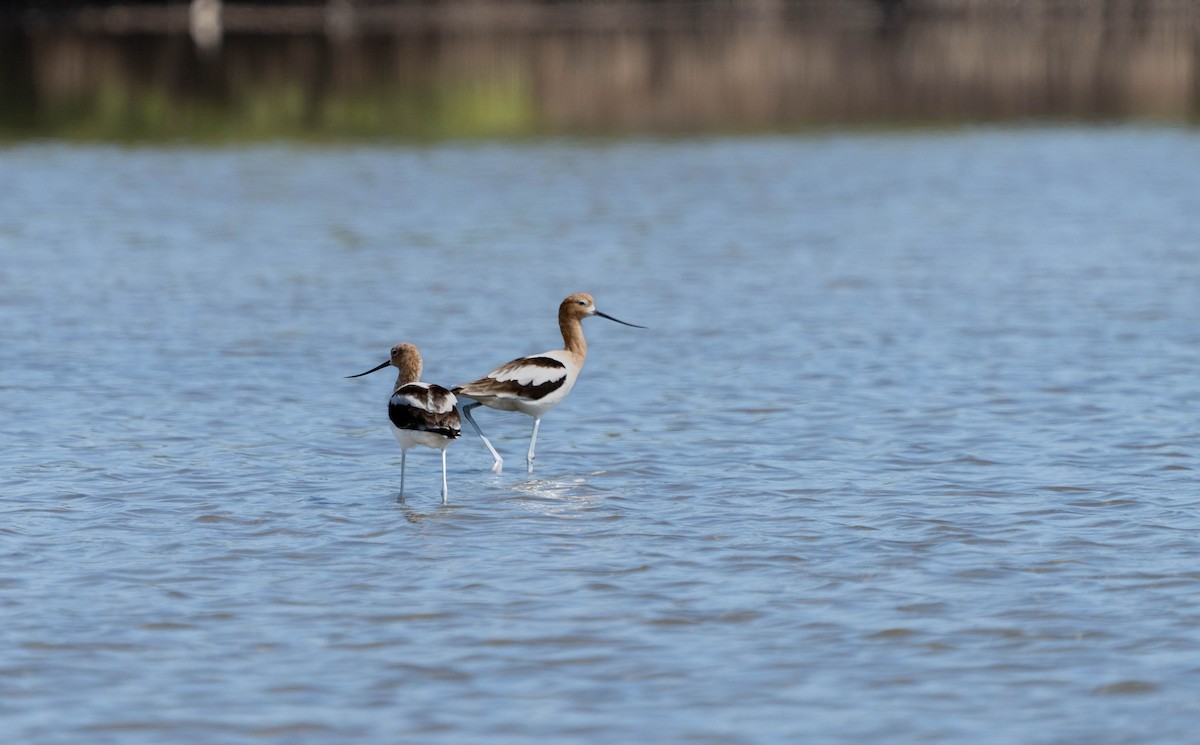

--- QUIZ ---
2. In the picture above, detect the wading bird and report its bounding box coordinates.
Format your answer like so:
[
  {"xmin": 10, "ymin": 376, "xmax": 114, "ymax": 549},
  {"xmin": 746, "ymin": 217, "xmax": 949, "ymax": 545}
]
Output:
[
  {"xmin": 348, "ymin": 343, "xmax": 461, "ymax": 502},
  {"xmin": 454, "ymin": 293, "xmax": 644, "ymax": 474}
]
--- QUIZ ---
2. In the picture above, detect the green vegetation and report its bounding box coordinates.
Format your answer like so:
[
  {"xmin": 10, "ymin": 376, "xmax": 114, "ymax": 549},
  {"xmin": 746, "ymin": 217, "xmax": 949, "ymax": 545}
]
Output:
[{"xmin": 1, "ymin": 74, "xmax": 538, "ymax": 143}]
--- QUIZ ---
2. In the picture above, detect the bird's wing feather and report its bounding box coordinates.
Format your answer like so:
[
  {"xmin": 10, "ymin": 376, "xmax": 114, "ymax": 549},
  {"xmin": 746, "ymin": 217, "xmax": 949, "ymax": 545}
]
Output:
[
  {"xmin": 389, "ymin": 383, "xmax": 461, "ymax": 437},
  {"xmin": 455, "ymin": 355, "xmax": 567, "ymax": 401}
]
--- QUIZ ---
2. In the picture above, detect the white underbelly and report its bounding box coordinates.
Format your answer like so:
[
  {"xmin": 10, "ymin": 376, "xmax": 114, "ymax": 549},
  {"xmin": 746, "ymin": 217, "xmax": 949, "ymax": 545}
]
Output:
[{"xmin": 391, "ymin": 424, "xmax": 453, "ymax": 451}]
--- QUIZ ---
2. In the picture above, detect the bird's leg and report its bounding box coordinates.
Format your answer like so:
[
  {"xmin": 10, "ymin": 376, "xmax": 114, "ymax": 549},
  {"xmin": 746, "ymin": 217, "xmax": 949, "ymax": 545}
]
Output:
[
  {"xmin": 400, "ymin": 449, "xmax": 407, "ymax": 498},
  {"xmin": 440, "ymin": 448, "xmax": 449, "ymax": 504},
  {"xmin": 461, "ymin": 402, "xmax": 504, "ymax": 474},
  {"xmin": 527, "ymin": 417, "xmax": 541, "ymax": 474}
]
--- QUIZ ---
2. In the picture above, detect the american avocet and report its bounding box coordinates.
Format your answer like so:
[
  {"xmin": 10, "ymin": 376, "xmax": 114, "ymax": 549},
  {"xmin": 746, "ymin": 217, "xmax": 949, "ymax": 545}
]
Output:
[
  {"xmin": 454, "ymin": 292, "xmax": 644, "ymax": 474},
  {"xmin": 347, "ymin": 343, "xmax": 461, "ymax": 502}
]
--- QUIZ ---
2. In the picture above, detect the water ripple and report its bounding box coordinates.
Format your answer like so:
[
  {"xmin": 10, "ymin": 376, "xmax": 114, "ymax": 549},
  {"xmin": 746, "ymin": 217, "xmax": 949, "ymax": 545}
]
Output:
[{"xmin": 3, "ymin": 130, "xmax": 1200, "ymax": 744}]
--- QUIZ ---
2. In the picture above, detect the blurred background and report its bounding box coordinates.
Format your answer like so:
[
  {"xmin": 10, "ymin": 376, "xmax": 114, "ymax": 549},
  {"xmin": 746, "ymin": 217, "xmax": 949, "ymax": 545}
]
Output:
[{"xmin": 3, "ymin": 0, "xmax": 1198, "ymax": 140}]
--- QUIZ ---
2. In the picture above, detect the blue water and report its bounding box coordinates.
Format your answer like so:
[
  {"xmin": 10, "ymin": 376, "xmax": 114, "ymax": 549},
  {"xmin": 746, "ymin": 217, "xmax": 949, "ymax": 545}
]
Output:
[{"xmin": 2, "ymin": 128, "xmax": 1199, "ymax": 744}]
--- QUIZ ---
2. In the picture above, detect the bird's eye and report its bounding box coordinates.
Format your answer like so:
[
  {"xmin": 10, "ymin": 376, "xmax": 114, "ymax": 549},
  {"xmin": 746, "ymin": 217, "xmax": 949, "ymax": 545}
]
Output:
[{"xmin": 577, "ymin": 300, "xmax": 587, "ymax": 306}]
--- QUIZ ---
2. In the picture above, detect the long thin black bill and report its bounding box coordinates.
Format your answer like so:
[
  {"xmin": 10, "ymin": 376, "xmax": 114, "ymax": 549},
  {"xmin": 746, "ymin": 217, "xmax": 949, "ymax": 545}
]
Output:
[
  {"xmin": 594, "ymin": 310, "xmax": 647, "ymax": 329},
  {"xmin": 346, "ymin": 360, "xmax": 391, "ymax": 378}
]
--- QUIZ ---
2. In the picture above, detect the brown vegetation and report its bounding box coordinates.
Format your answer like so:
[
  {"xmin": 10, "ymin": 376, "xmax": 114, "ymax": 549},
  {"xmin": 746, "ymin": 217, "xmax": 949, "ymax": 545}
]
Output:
[{"xmin": 3, "ymin": 1, "xmax": 1197, "ymax": 139}]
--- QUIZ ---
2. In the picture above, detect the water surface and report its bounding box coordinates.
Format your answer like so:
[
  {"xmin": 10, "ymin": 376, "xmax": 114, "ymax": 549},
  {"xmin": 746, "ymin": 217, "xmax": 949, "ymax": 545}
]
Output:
[{"xmin": 2, "ymin": 128, "xmax": 1199, "ymax": 743}]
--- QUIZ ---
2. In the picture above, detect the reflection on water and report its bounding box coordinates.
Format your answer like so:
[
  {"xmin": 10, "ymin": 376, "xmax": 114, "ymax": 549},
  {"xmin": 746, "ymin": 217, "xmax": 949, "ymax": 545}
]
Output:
[{"xmin": 3, "ymin": 1, "xmax": 1199, "ymax": 140}]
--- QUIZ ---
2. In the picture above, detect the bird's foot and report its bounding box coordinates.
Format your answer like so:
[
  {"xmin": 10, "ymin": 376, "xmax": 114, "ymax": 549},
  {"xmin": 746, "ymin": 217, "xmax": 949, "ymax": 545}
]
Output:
[{"xmin": 491, "ymin": 458, "xmax": 504, "ymax": 474}]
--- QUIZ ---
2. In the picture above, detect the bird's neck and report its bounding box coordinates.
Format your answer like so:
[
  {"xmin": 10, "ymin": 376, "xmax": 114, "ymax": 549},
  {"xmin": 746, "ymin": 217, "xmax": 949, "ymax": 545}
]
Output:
[
  {"xmin": 393, "ymin": 359, "xmax": 422, "ymax": 392},
  {"xmin": 559, "ymin": 312, "xmax": 588, "ymax": 364}
]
